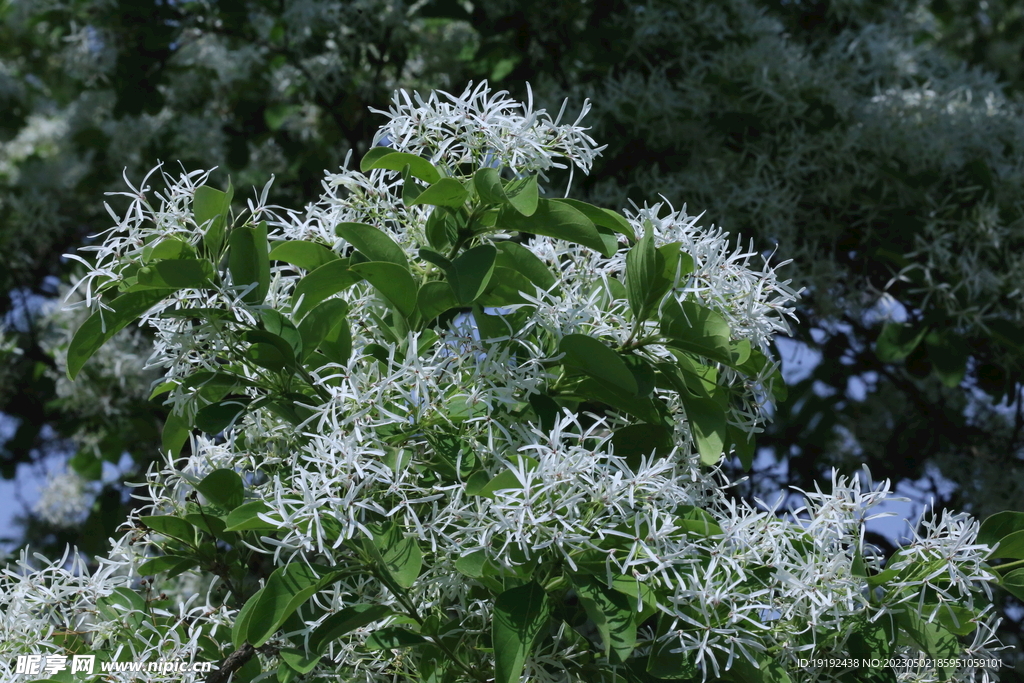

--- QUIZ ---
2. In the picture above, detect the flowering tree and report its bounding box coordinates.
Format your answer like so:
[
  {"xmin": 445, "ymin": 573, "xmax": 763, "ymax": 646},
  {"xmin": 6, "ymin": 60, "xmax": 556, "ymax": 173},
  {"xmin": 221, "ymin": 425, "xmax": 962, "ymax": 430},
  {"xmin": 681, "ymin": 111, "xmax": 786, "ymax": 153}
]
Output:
[{"xmin": 3, "ymin": 83, "xmax": 1023, "ymax": 683}]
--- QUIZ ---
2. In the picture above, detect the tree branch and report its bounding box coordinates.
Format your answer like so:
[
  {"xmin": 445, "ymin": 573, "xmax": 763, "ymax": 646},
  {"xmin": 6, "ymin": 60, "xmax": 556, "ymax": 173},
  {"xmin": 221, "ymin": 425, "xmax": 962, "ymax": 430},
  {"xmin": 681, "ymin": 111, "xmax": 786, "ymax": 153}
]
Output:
[{"xmin": 206, "ymin": 643, "xmax": 255, "ymax": 683}]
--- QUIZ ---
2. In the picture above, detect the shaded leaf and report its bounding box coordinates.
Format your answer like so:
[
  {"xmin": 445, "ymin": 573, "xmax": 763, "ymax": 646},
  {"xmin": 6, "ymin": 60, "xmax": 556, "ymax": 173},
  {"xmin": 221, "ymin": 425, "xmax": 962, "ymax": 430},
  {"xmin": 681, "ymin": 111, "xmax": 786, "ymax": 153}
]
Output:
[
  {"xmin": 493, "ymin": 582, "xmax": 551, "ymax": 683},
  {"xmin": 68, "ymin": 290, "xmax": 171, "ymax": 380},
  {"xmin": 291, "ymin": 260, "xmax": 362, "ymax": 319},
  {"xmin": 876, "ymin": 323, "xmax": 928, "ymax": 363},
  {"xmin": 410, "ymin": 177, "xmax": 469, "ymax": 208},
  {"xmin": 449, "ymin": 244, "xmax": 497, "ymax": 304},
  {"xmin": 197, "ymin": 468, "xmax": 245, "ymax": 510},
  {"xmin": 362, "ymin": 151, "xmax": 441, "ymax": 184},
  {"xmin": 269, "ymin": 240, "xmax": 339, "ymax": 271},
  {"xmin": 660, "ymin": 299, "xmax": 733, "ymax": 365},
  {"xmin": 418, "ymin": 280, "xmax": 460, "ymax": 321},
  {"xmin": 335, "ymin": 222, "xmax": 408, "ymax": 267},
  {"xmin": 560, "ymin": 334, "xmax": 638, "ymax": 394},
  {"xmin": 349, "ymin": 261, "xmax": 419, "ymax": 318},
  {"xmin": 497, "ymin": 199, "xmax": 609, "ymax": 255},
  {"xmin": 298, "ymin": 298, "xmax": 351, "ymax": 363},
  {"xmin": 310, "ymin": 604, "xmax": 396, "ymax": 654},
  {"xmin": 228, "ymin": 221, "xmax": 271, "ymax": 305}
]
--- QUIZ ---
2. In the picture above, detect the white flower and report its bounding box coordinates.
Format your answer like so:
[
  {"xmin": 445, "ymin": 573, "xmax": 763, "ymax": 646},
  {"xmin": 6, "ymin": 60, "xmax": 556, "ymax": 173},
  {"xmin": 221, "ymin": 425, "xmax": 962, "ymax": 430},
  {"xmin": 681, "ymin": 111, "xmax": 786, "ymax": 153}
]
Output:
[
  {"xmin": 372, "ymin": 81, "xmax": 606, "ymax": 183},
  {"xmin": 34, "ymin": 470, "xmax": 93, "ymax": 528}
]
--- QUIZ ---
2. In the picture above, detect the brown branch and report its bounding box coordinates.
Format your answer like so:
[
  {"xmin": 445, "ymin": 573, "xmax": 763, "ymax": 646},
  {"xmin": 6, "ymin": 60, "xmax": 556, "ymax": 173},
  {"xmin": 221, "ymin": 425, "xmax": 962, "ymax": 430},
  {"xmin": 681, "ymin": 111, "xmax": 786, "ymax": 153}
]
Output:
[{"xmin": 206, "ymin": 643, "xmax": 255, "ymax": 683}]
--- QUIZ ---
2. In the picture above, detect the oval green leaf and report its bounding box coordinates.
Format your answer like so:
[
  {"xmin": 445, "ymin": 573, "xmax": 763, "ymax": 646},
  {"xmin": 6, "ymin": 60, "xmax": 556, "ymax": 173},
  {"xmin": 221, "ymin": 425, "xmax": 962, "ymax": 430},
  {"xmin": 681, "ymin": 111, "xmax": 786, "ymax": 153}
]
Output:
[{"xmin": 560, "ymin": 334, "xmax": 638, "ymax": 395}]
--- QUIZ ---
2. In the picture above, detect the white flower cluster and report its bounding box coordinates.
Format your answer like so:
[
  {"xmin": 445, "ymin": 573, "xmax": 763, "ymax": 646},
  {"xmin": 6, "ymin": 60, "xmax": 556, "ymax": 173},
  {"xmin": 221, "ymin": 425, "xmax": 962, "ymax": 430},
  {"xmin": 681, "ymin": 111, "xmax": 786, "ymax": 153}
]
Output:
[
  {"xmin": 372, "ymin": 81, "xmax": 607, "ymax": 181},
  {"xmin": 0, "ymin": 540, "xmax": 228, "ymax": 683},
  {"xmin": 33, "ymin": 470, "xmax": 93, "ymax": 529},
  {"xmin": 6, "ymin": 83, "xmax": 1005, "ymax": 683},
  {"xmin": 64, "ymin": 166, "xmax": 217, "ymax": 312}
]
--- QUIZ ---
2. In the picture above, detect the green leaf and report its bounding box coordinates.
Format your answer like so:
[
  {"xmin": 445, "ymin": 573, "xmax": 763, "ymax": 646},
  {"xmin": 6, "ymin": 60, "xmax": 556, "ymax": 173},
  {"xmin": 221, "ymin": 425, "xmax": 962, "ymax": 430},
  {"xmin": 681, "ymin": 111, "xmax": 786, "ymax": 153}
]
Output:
[
  {"xmin": 132, "ymin": 259, "xmax": 214, "ymax": 290},
  {"xmin": 847, "ymin": 616, "xmax": 895, "ymax": 661},
  {"xmin": 247, "ymin": 564, "xmax": 335, "ymax": 647},
  {"xmin": 335, "ymin": 222, "xmax": 408, "ymax": 267},
  {"xmin": 362, "ymin": 151, "xmax": 441, "ymax": 184},
  {"xmin": 228, "ymin": 221, "xmax": 271, "ymax": 305},
  {"xmin": 624, "ymin": 354, "xmax": 656, "ymax": 396},
  {"xmin": 141, "ymin": 515, "xmax": 195, "ymax": 544},
  {"xmin": 137, "ymin": 555, "xmax": 191, "ymax": 576},
  {"xmin": 359, "ymin": 146, "xmax": 394, "ymax": 172},
  {"xmin": 309, "ymin": 604, "xmax": 395, "ymax": 654},
  {"xmin": 574, "ymin": 378, "xmax": 665, "ymax": 424},
  {"xmin": 876, "ymin": 323, "xmax": 928, "ymax": 363},
  {"xmin": 410, "ymin": 177, "xmax": 469, "ymax": 208},
  {"xmin": 660, "ymin": 242, "xmax": 694, "ymax": 282},
  {"xmin": 279, "ymin": 649, "xmax": 321, "ymax": 675},
  {"xmin": 729, "ymin": 656, "xmax": 795, "ymax": 683},
  {"xmin": 550, "ymin": 199, "xmax": 634, "ymax": 240},
  {"xmin": 425, "ymin": 206, "xmax": 458, "ymax": 250},
  {"xmin": 269, "ymin": 240, "xmax": 339, "ymax": 271},
  {"xmin": 646, "ymin": 615, "xmax": 698, "ymax": 680},
  {"xmin": 197, "ymin": 468, "xmax": 245, "ymax": 510},
  {"xmin": 573, "ymin": 575, "xmax": 636, "ymax": 663},
  {"xmin": 897, "ymin": 610, "xmax": 959, "ymax": 680},
  {"xmin": 186, "ymin": 512, "xmax": 235, "ymax": 543},
  {"xmin": 418, "ymin": 247, "xmax": 453, "ymax": 271},
  {"xmin": 471, "ymin": 456, "xmax": 538, "ymax": 499},
  {"xmin": 925, "ymin": 330, "xmax": 969, "ymax": 387},
  {"xmin": 246, "ymin": 352, "xmax": 292, "ymax": 382},
  {"xmin": 349, "ymin": 261, "xmax": 419, "ymax": 319},
  {"xmin": 679, "ymin": 392, "xmax": 727, "ymax": 465},
  {"xmin": 492, "ymin": 582, "xmax": 551, "ymax": 683},
  {"xmin": 417, "ymin": 280, "xmax": 460, "ymax": 321},
  {"xmin": 96, "ymin": 587, "xmax": 148, "ymax": 630},
  {"xmin": 179, "ymin": 371, "xmax": 258, "ymax": 392},
  {"xmin": 989, "ymin": 529, "xmax": 1024, "ymax": 559},
  {"xmin": 978, "ymin": 510, "xmax": 1024, "ymax": 547},
  {"xmin": 477, "ymin": 267, "xmax": 537, "ymax": 306},
  {"xmin": 291, "ymin": 260, "xmax": 362, "ymax": 319},
  {"xmin": 474, "ymin": 167, "xmax": 508, "ymax": 206},
  {"xmin": 626, "ymin": 223, "xmax": 661, "ymax": 322},
  {"xmin": 449, "ymin": 244, "xmax": 497, "ymax": 305},
  {"xmin": 497, "ymin": 199, "xmax": 609, "ymax": 255},
  {"xmin": 67, "ymin": 289, "xmax": 171, "ymax": 380},
  {"xmin": 454, "ymin": 550, "xmax": 488, "ymax": 578},
  {"xmin": 233, "ymin": 587, "xmax": 264, "ymax": 648},
  {"xmin": 69, "ymin": 451, "xmax": 103, "ymax": 480},
  {"xmin": 365, "ymin": 627, "xmax": 429, "ymax": 650},
  {"xmin": 676, "ymin": 516, "xmax": 724, "ymax": 537},
  {"xmin": 223, "ymin": 500, "xmax": 278, "ymax": 531},
  {"xmin": 298, "ymin": 298, "xmax": 351, "ymax": 363},
  {"xmin": 929, "ymin": 604, "xmax": 978, "ymax": 636},
  {"xmin": 464, "ymin": 470, "xmax": 492, "ymax": 497},
  {"xmin": 495, "ymin": 241, "xmax": 555, "ymax": 289},
  {"xmin": 728, "ymin": 423, "xmax": 756, "ymax": 470},
  {"xmin": 261, "ymin": 308, "xmax": 303, "ymax": 358},
  {"xmin": 504, "ymin": 175, "xmax": 539, "ymax": 216},
  {"xmin": 144, "ymin": 237, "xmax": 197, "ymax": 262},
  {"xmin": 194, "ymin": 182, "xmax": 233, "ymax": 256},
  {"xmin": 660, "ymin": 299, "xmax": 734, "ymax": 365},
  {"xmin": 560, "ymin": 334, "xmax": 638, "ymax": 394},
  {"xmin": 161, "ymin": 411, "xmax": 191, "ymax": 457},
  {"xmin": 401, "ymin": 164, "xmax": 424, "ymax": 205},
  {"xmin": 1001, "ymin": 568, "xmax": 1024, "ymax": 601},
  {"xmin": 195, "ymin": 398, "xmax": 249, "ymax": 434},
  {"xmin": 611, "ymin": 424, "xmax": 673, "ymax": 470},
  {"xmin": 367, "ymin": 523, "xmax": 422, "ymax": 589},
  {"xmin": 243, "ymin": 328, "xmax": 296, "ymax": 370}
]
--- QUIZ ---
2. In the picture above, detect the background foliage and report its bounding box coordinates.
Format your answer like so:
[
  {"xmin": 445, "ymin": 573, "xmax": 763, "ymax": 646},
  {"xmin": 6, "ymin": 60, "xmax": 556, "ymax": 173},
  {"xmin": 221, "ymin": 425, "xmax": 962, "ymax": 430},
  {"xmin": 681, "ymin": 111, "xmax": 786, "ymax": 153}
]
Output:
[{"xmin": 2, "ymin": 0, "xmax": 1024, "ymax": 674}]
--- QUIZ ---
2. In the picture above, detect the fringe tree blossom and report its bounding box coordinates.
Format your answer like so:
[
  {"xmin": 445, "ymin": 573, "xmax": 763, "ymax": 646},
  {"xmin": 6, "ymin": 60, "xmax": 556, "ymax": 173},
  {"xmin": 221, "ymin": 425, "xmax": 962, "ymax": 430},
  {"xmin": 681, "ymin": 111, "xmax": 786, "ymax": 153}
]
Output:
[{"xmin": 2, "ymin": 83, "xmax": 1015, "ymax": 683}]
